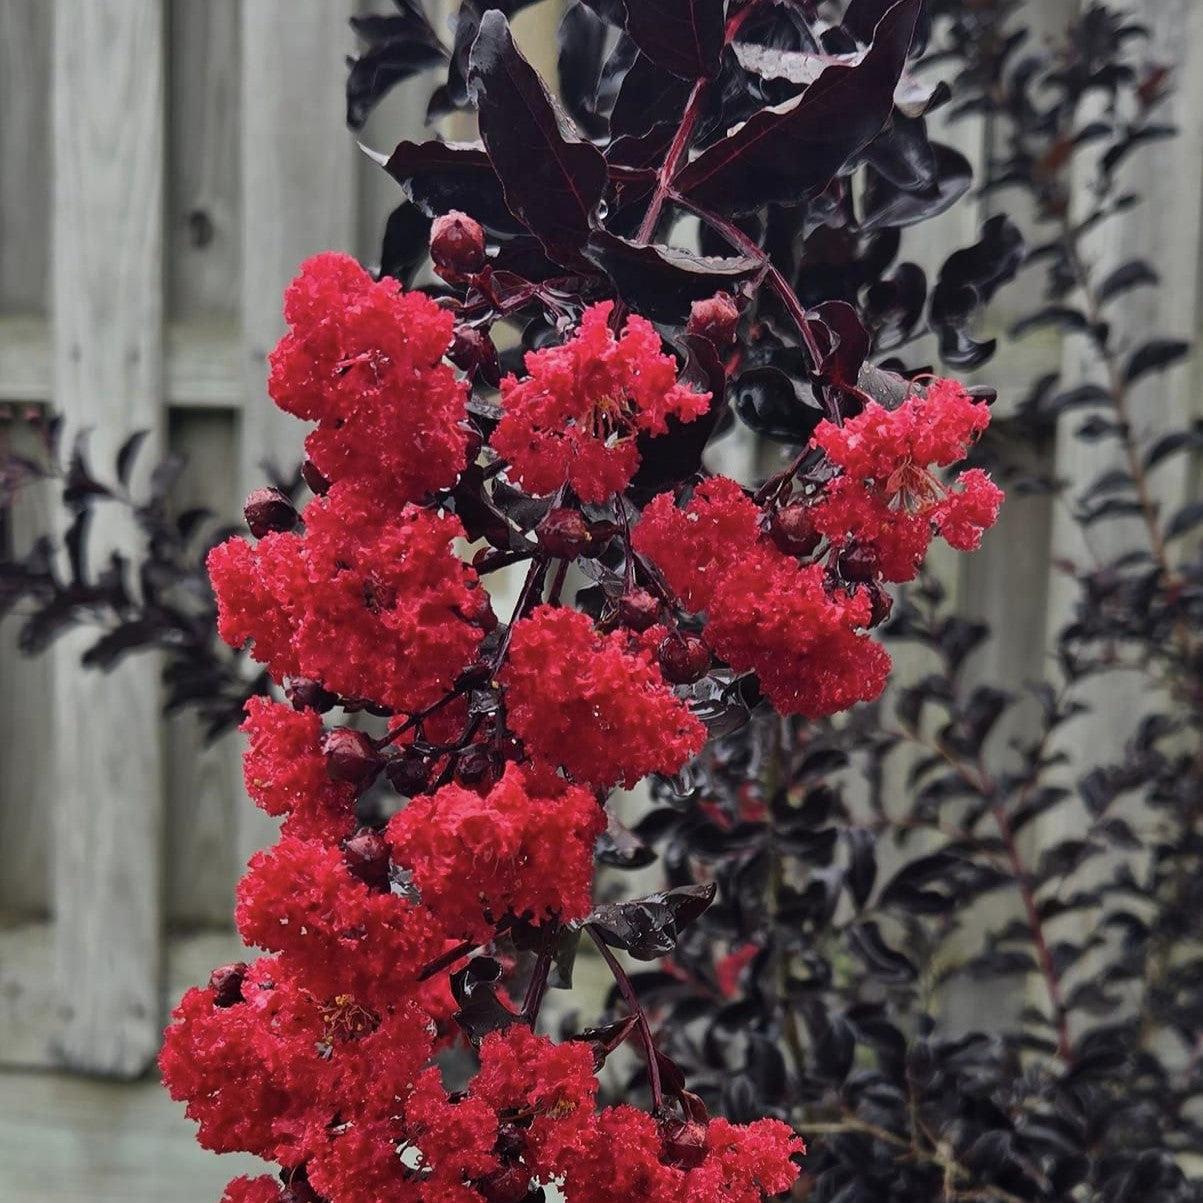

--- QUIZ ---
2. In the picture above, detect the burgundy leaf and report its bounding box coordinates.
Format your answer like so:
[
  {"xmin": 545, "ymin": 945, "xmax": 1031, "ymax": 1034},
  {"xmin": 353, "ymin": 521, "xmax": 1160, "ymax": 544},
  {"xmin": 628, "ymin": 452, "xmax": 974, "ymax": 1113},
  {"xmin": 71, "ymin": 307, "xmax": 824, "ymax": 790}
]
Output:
[
  {"xmin": 468, "ymin": 10, "xmax": 608, "ymax": 260},
  {"xmin": 380, "ymin": 139, "xmax": 522, "ymax": 234},
  {"xmin": 585, "ymin": 229, "xmax": 759, "ymax": 323},
  {"xmin": 674, "ymin": 0, "xmax": 922, "ymax": 215},
  {"xmin": 625, "ymin": 0, "xmax": 725, "ymax": 82}
]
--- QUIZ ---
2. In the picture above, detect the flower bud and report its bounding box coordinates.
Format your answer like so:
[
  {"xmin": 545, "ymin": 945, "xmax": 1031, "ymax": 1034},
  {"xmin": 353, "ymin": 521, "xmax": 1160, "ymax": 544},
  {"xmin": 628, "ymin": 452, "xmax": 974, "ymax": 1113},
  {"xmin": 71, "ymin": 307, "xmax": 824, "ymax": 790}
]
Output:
[
  {"xmin": 866, "ymin": 582, "xmax": 894, "ymax": 628},
  {"xmin": 837, "ymin": 543, "xmax": 881, "ymax": 583},
  {"xmin": 243, "ymin": 487, "xmax": 298, "ymax": 538},
  {"xmin": 658, "ymin": 634, "xmax": 710, "ymax": 685},
  {"xmin": 430, "ymin": 210, "xmax": 486, "ymax": 279},
  {"xmin": 285, "ymin": 676, "xmax": 337, "ymax": 714},
  {"xmin": 617, "ymin": 588, "xmax": 660, "ymax": 632},
  {"xmin": 660, "ymin": 1118, "xmax": 709, "ymax": 1169},
  {"xmin": 478, "ymin": 1166, "xmax": 533, "ymax": 1203},
  {"xmin": 536, "ymin": 507, "xmax": 593, "ymax": 559},
  {"xmin": 768, "ymin": 504, "xmax": 821, "ymax": 558},
  {"xmin": 208, "ymin": 961, "xmax": 248, "ymax": 1008},
  {"xmin": 448, "ymin": 326, "xmax": 501, "ymax": 386},
  {"xmin": 343, "ymin": 827, "xmax": 392, "ymax": 891},
  {"xmin": 455, "ymin": 744, "xmax": 498, "ymax": 789},
  {"xmin": 687, "ymin": 291, "xmax": 740, "ymax": 347},
  {"xmin": 386, "ymin": 749, "xmax": 434, "ymax": 798},
  {"xmin": 322, "ymin": 727, "xmax": 383, "ymax": 789},
  {"xmin": 301, "ymin": 458, "xmax": 330, "ymax": 497}
]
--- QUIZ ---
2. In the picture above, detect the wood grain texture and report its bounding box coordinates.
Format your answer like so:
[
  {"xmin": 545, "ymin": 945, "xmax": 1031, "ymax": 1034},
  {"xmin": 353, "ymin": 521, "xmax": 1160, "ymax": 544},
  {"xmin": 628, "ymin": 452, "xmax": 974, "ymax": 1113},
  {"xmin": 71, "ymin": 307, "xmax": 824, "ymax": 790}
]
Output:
[
  {"xmin": 0, "ymin": 0, "xmax": 52, "ymax": 312},
  {"xmin": 50, "ymin": 0, "xmax": 166, "ymax": 1077},
  {"xmin": 236, "ymin": 1, "xmax": 357, "ymax": 867},
  {"xmin": 0, "ymin": 423, "xmax": 55, "ymax": 920},
  {"xmin": 164, "ymin": 409, "xmax": 241, "ymax": 929},
  {"xmin": 168, "ymin": 0, "xmax": 241, "ymax": 321}
]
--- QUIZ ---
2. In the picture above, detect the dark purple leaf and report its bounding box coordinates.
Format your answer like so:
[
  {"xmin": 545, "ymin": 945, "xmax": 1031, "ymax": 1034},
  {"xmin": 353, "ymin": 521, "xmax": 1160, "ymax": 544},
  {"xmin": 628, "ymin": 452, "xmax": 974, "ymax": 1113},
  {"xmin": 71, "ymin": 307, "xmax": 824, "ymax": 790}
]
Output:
[
  {"xmin": 584, "ymin": 229, "xmax": 758, "ymax": 323},
  {"xmin": 380, "ymin": 139, "xmax": 521, "ymax": 234},
  {"xmin": 860, "ymin": 141, "xmax": 973, "ymax": 231},
  {"xmin": 1123, "ymin": 339, "xmax": 1190, "ymax": 386},
  {"xmin": 469, "ymin": 11, "xmax": 608, "ymax": 260},
  {"xmin": 625, "ymin": 0, "xmax": 725, "ymax": 81},
  {"xmin": 674, "ymin": 0, "xmax": 921, "ymax": 215}
]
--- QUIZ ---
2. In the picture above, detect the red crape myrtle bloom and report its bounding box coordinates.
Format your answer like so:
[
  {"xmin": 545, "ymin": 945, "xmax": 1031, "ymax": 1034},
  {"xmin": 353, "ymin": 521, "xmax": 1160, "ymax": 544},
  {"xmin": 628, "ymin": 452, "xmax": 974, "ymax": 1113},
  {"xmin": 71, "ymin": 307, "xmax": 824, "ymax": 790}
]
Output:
[
  {"xmin": 808, "ymin": 378, "xmax": 1004, "ymax": 581},
  {"xmin": 635, "ymin": 476, "xmax": 891, "ymax": 718},
  {"xmin": 208, "ymin": 490, "xmax": 493, "ymax": 713},
  {"xmin": 166, "ymin": 245, "xmax": 1001, "ymax": 1203},
  {"xmin": 500, "ymin": 604, "xmax": 706, "ymax": 788},
  {"xmin": 490, "ymin": 301, "xmax": 711, "ymax": 502},
  {"xmin": 268, "ymin": 251, "xmax": 469, "ymax": 511}
]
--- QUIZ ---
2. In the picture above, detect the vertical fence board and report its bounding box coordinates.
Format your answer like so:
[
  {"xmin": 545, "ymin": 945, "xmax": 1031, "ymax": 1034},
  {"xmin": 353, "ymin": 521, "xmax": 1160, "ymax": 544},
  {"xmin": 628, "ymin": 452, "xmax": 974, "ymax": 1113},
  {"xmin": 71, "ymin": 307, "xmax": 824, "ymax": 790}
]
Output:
[
  {"xmin": 0, "ymin": 0, "xmax": 51, "ymax": 313},
  {"xmin": 164, "ymin": 409, "xmax": 241, "ymax": 929},
  {"xmin": 237, "ymin": 2, "xmax": 356, "ymax": 868},
  {"xmin": 0, "ymin": 422, "xmax": 54, "ymax": 918},
  {"xmin": 50, "ymin": 0, "xmax": 166, "ymax": 1077},
  {"xmin": 167, "ymin": 0, "xmax": 241, "ymax": 322}
]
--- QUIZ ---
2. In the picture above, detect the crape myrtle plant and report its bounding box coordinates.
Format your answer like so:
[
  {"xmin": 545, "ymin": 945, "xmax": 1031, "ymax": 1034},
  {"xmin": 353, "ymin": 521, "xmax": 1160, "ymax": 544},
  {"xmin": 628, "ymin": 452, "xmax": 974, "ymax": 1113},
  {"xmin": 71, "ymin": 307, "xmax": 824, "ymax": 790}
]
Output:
[{"xmin": 0, "ymin": 1, "xmax": 1195, "ymax": 1202}]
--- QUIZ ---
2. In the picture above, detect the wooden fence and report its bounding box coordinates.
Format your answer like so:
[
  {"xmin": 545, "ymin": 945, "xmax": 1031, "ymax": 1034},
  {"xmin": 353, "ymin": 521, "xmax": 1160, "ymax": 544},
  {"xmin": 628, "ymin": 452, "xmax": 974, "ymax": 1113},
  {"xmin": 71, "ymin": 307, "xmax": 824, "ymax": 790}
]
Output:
[{"xmin": 0, "ymin": 0, "xmax": 1200, "ymax": 1080}]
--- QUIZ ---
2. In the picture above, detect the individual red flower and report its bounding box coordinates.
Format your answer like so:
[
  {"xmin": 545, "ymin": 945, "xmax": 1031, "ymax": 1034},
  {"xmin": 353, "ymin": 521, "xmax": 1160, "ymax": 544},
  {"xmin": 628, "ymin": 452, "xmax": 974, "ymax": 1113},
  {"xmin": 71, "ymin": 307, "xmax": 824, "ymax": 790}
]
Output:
[
  {"xmin": 808, "ymin": 379, "xmax": 1004, "ymax": 581},
  {"xmin": 500, "ymin": 605, "xmax": 706, "ymax": 789},
  {"xmin": 268, "ymin": 252, "xmax": 469, "ymax": 509},
  {"xmin": 387, "ymin": 762, "xmax": 603, "ymax": 940},
  {"xmin": 208, "ymin": 490, "xmax": 493, "ymax": 712},
  {"xmin": 491, "ymin": 301, "xmax": 710, "ymax": 503},
  {"xmin": 240, "ymin": 697, "xmax": 355, "ymax": 842},
  {"xmin": 234, "ymin": 834, "xmax": 447, "ymax": 1009},
  {"xmin": 219, "ymin": 1177, "xmax": 284, "ymax": 1203}
]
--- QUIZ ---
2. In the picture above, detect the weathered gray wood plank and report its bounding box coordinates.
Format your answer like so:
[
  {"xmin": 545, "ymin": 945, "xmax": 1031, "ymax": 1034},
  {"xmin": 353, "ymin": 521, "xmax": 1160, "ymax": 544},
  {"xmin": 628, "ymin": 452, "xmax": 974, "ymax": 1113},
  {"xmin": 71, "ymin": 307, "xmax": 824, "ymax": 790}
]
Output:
[
  {"xmin": 168, "ymin": 0, "xmax": 241, "ymax": 321},
  {"xmin": 50, "ymin": 0, "xmax": 167, "ymax": 1077},
  {"xmin": 237, "ymin": 2, "xmax": 357, "ymax": 867},
  {"xmin": 164, "ymin": 408, "xmax": 242, "ymax": 929},
  {"xmin": 0, "ymin": 422, "xmax": 55, "ymax": 921},
  {"xmin": 0, "ymin": 0, "xmax": 52, "ymax": 313}
]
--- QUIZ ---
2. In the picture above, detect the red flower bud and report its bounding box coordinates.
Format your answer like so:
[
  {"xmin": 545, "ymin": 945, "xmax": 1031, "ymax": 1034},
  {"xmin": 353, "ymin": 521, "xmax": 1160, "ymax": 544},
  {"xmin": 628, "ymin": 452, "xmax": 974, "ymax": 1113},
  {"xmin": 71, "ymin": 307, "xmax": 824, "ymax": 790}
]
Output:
[
  {"xmin": 455, "ymin": 744, "xmax": 498, "ymax": 789},
  {"xmin": 866, "ymin": 582, "xmax": 894, "ymax": 628},
  {"xmin": 208, "ymin": 961, "xmax": 248, "ymax": 1008},
  {"xmin": 658, "ymin": 634, "xmax": 710, "ymax": 684},
  {"xmin": 285, "ymin": 676, "xmax": 337, "ymax": 714},
  {"xmin": 448, "ymin": 326, "xmax": 501, "ymax": 386},
  {"xmin": 769, "ymin": 504, "xmax": 821, "ymax": 558},
  {"xmin": 478, "ymin": 1165, "xmax": 533, "ymax": 1203},
  {"xmin": 322, "ymin": 727, "xmax": 383, "ymax": 789},
  {"xmin": 837, "ymin": 542, "xmax": 881, "ymax": 583},
  {"xmin": 617, "ymin": 588, "xmax": 661, "ymax": 632},
  {"xmin": 687, "ymin": 291, "xmax": 740, "ymax": 346},
  {"xmin": 243, "ymin": 487, "xmax": 298, "ymax": 539},
  {"xmin": 430, "ymin": 210, "xmax": 486, "ymax": 279},
  {"xmin": 343, "ymin": 827, "xmax": 392, "ymax": 891},
  {"xmin": 300, "ymin": 458, "xmax": 330, "ymax": 497},
  {"xmin": 661, "ymin": 1118, "xmax": 709, "ymax": 1169},
  {"xmin": 385, "ymin": 749, "xmax": 434, "ymax": 798},
  {"xmin": 536, "ymin": 507, "xmax": 593, "ymax": 559}
]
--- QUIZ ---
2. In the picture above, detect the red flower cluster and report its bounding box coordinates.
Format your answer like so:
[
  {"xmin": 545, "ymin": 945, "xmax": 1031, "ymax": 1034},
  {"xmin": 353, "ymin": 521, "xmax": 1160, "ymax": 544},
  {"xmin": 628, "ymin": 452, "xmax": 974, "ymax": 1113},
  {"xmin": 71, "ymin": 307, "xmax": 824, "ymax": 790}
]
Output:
[
  {"xmin": 636, "ymin": 476, "xmax": 891, "ymax": 718},
  {"xmin": 809, "ymin": 379, "xmax": 1004, "ymax": 581},
  {"xmin": 168, "ymin": 254, "xmax": 1001, "ymax": 1203},
  {"xmin": 269, "ymin": 252, "xmax": 469, "ymax": 511},
  {"xmin": 635, "ymin": 381, "xmax": 1002, "ymax": 715},
  {"xmin": 209, "ymin": 490, "xmax": 493, "ymax": 713},
  {"xmin": 491, "ymin": 301, "xmax": 711, "ymax": 502},
  {"xmin": 501, "ymin": 605, "xmax": 706, "ymax": 789}
]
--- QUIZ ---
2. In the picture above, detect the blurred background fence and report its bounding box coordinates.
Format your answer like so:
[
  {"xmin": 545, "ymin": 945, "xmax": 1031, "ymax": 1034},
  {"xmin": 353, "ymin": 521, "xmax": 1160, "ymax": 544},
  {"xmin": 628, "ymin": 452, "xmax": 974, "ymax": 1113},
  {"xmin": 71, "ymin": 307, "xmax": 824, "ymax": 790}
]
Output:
[{"xmin": 0, "ymin": 0, "xmax": 1200, "ymax": 1193}]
